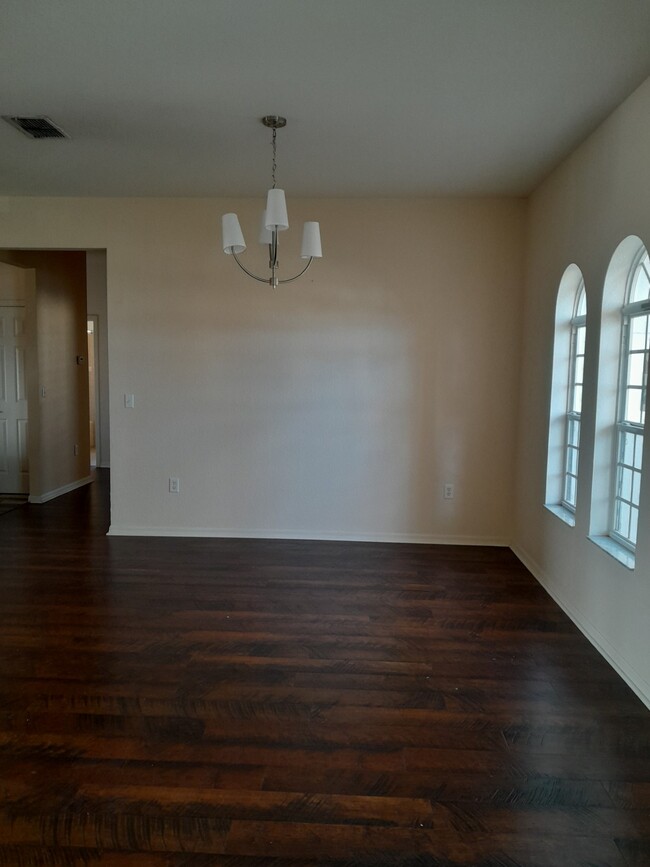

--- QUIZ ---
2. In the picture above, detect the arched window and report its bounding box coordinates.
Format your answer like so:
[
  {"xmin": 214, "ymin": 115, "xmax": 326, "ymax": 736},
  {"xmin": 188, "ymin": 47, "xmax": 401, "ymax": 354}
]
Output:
[
  {"xmin": 610, "ymin": 248, "xmax": 650, "ymax": 550},
  {"xmin": 591, "ymin": 237, "xmax": 648, "ymax": 567},
  {"xmin": 562, "ymin": 282, "xmax": 587, "ymax": 511},
  {"xmin": 546, "ymin": 266, "xmax": 586, "ymax": 524}
]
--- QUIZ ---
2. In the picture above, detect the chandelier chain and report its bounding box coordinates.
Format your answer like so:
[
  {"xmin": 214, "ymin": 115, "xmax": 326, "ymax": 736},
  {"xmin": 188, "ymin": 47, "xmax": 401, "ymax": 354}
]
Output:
[{"xmin": 271, "ymin": 127, "xmax": 277, "ymax": 189}]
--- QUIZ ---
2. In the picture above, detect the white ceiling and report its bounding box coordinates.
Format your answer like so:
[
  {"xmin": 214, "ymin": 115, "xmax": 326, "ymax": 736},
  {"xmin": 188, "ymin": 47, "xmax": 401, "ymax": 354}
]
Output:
[{"xmin": 2, "ymin": 0, "xmax": 650, "ymax": 198}]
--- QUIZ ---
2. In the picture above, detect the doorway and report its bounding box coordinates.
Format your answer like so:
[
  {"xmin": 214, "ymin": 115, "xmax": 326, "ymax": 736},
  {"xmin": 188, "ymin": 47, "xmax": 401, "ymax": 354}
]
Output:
[{"xmin": 0, "ymin": 249, "xmax": 109, "ymax": 503}]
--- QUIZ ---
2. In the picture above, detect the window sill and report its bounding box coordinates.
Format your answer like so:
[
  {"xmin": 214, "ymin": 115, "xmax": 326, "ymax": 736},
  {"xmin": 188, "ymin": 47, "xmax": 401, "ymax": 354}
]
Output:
[
  {"xmin": 544, "ymin": 503, "xmax": 576, "ymax": 527},
  {"xmin": 588, "ymin": 535, "xmax": 636, "ymax": 570}
]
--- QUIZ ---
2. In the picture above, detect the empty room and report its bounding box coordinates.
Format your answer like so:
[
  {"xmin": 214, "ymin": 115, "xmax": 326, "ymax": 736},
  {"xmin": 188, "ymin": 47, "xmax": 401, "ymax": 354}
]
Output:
[{"xmin": 0, "ymin": 2, "xmax": 649, "ymax": 865}]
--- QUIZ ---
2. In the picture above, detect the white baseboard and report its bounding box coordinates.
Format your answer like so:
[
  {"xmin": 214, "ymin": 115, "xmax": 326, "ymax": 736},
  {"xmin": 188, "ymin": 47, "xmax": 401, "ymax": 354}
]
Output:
[
  {"xmin": 29, "ymin": 475, "xmax": 93, "ymax": 504},
  {"xmin": 512, "ymin": 543, "xmax": 650, "ymax": 710},
  {"xmin": 107, "ymin": 524, "xmax": 508, "ymax": 546}
]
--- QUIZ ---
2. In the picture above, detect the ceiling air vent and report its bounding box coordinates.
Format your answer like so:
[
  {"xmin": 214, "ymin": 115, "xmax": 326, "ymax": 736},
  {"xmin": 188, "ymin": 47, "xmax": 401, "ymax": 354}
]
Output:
[{"xmin": 2, "ymin": 115, "xmax": 68, "ymax": 139}]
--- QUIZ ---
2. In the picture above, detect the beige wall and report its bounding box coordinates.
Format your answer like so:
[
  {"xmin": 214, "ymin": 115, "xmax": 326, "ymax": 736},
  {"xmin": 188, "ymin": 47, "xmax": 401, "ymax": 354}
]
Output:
[
  {"xmin": 0, "ymin": 250, "xmax": 90, "ymax": 499},
  {"xmin": 0, "ymin": 196, "xmax": 524, "ymax": 540},
  {"xmin": 514, "ymin": 77, "xmax": 650, "ymax": 706}
]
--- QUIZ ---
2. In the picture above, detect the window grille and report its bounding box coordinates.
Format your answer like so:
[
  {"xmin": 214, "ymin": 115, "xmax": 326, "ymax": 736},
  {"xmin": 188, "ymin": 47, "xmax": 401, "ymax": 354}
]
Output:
[{"xmin": 610, "ymin": 250, "xmax": 649, "ymax": 550}]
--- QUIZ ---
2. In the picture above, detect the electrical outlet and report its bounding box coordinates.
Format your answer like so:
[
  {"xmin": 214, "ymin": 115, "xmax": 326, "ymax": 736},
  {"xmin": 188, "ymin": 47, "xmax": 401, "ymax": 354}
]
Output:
[
  {"xmin": 124, "ymin": 393, "xmax": 135, "ymax": 409},
  {"xmin": 443, "ymin": 483, "xmax": 454, "ymax": 499},
  {"xmin": 169, "ymin": 477, "xmax": 180, "ymax": 494},
  {"xmin": 74, "ymin": 444, "xmax": 79, "ymax": 456}
]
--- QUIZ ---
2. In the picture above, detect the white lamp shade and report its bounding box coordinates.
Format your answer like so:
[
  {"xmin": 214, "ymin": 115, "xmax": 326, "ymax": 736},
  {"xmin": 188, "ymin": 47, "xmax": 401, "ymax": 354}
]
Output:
[
  {"xmin": 301, "ymin": 221, "xmax": 322, "ymax": 258},
  {"xmin": 265, "ymin": 189, "xmax": 289, "ymax": 232},
  {"xmin": 258, "ymin": 210, "xmax": 273, "ymax": 244},
  {"xmin": 222, "ymin": 213, "xmax": 246, "ymax": 254}
]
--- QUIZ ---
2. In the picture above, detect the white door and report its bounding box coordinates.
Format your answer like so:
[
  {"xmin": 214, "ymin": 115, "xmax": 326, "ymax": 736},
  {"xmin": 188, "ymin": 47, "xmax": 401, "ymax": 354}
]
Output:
[{"xmin": 0, "ymin": 306, "xmax": 29, "ymax": 493}]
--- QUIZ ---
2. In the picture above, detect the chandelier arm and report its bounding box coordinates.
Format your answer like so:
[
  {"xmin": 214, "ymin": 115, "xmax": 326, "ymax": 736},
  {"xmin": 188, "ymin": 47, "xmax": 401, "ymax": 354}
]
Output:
[
  {"xmin": 231, "ymin": 251, "xmax": 273, "ymax": 285},
  {"xmin": 278, "ymin": 258, "xmax": 314, "ymax": 284}
]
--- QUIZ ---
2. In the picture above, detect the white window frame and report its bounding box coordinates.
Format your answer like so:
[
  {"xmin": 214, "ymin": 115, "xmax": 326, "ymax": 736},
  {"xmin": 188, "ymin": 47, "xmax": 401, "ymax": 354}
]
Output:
[
  {"xmin": 609, "ymin": 250, "xmax": 650, "ymax": 551},
  {"xmin": 561, "ymin": 283, "xmax": 586, "ymax": 512},
  {"xmin": 545, "ymin": 265, "xmax": 587, "ymax": 526}
]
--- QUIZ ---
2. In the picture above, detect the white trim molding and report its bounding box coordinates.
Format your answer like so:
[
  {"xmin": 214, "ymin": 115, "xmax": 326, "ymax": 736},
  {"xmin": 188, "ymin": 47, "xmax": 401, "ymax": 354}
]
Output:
[
  {"xmin": 107, "ymin": 525, "xmax": 508, "ymax": 547},
  {"xmin": 29, "ymin": 475, "xmax": 93, "ymax": 504}
]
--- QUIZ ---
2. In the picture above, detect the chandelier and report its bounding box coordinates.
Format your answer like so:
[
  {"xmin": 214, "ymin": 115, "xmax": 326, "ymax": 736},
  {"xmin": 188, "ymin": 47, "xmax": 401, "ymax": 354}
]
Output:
[{"xmin": 221, "ymin": 116, "xmax": 322, "ymax": 288}]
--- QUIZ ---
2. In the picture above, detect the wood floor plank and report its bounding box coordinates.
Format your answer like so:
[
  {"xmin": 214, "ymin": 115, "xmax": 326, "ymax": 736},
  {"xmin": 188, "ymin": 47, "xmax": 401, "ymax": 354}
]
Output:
[
  {"xmin": 224, "ymin": 819, "xmax": 627, "ymax": 866},
  {"xmin": 261, "ymin": 766, "xmax": 617, "ymax": 805},
  {"xmin": 0, "ymin": 470, "xmax": 648, "ymax": 866}
]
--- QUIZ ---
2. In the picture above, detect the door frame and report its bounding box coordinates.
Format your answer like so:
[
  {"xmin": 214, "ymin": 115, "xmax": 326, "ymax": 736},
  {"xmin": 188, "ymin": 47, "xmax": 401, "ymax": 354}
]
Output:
[{"xmin": 87, "ymin": 314, "xmax": 101, "ymax": 467}]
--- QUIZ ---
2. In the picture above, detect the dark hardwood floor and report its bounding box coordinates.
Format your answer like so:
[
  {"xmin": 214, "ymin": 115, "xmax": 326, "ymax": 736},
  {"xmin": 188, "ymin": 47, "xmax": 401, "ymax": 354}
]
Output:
[{"xmin": 0, "ymin": 471, "xmax": 648, "ymax": 866}]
